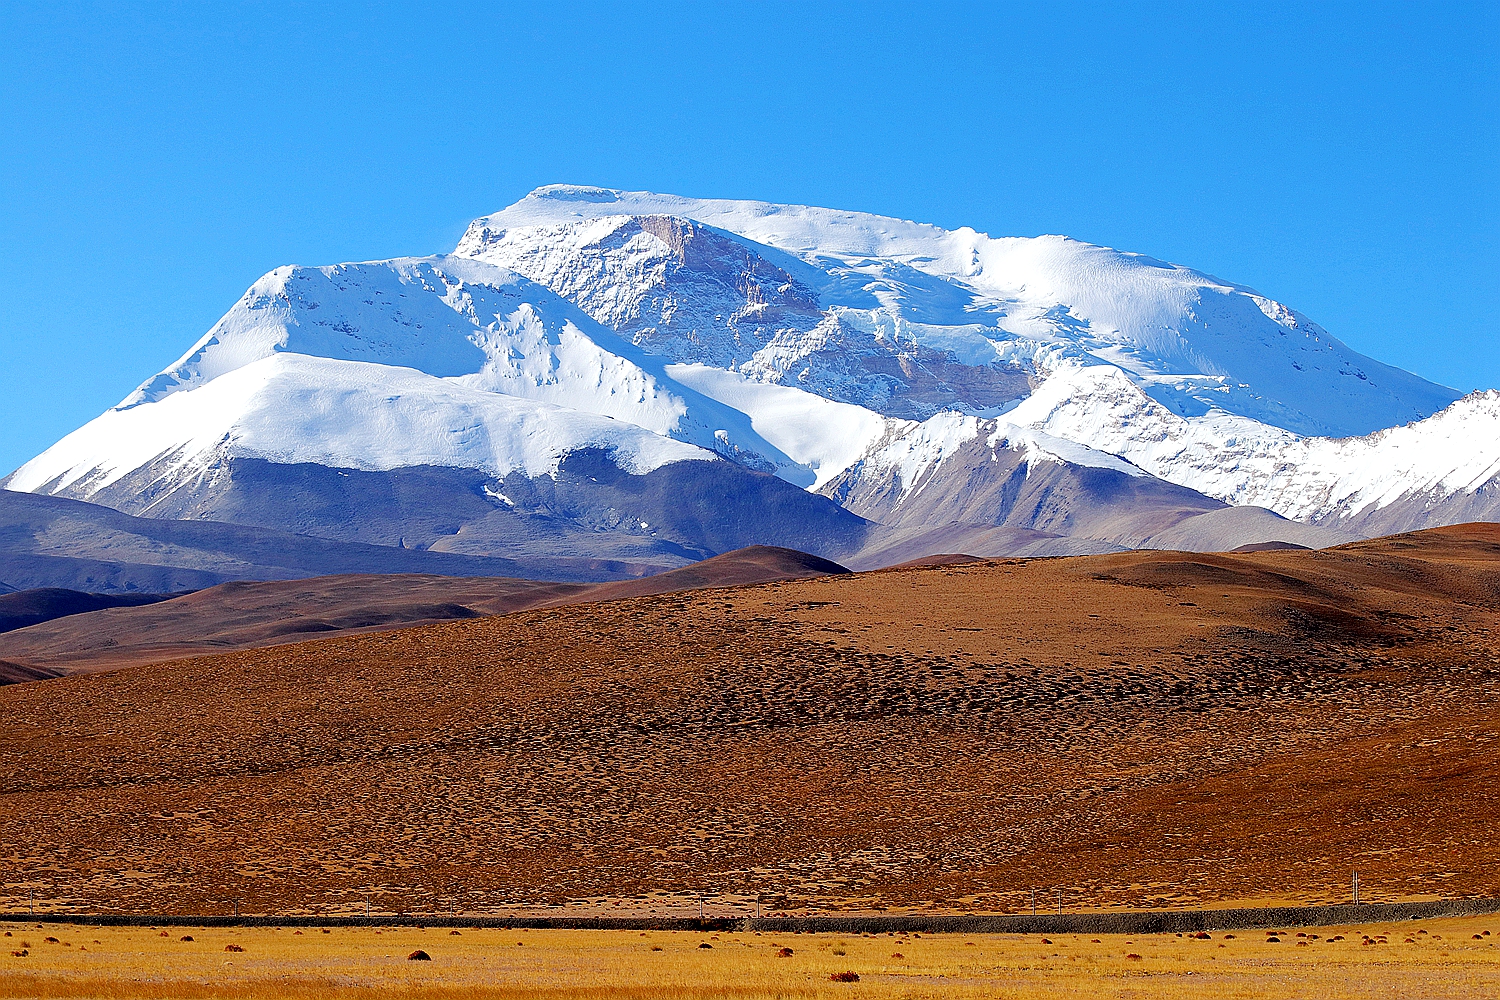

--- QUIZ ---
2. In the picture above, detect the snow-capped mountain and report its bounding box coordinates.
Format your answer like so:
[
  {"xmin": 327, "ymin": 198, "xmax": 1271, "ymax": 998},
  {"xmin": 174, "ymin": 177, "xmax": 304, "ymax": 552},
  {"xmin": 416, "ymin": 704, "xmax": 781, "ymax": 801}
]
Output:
[
  {"xmin": 5, "ymin": 185, "xmax": 1494, "ymax": 576},
  {"xmin": 458, "ymin": 186, "xmax": 1458, "ymax": 437}
]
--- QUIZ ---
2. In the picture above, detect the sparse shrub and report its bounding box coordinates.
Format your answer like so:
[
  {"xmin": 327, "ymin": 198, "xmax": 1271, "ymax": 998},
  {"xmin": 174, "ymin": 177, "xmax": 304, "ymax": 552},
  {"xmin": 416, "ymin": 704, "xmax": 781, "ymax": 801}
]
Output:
[
  {"xmin": 775, "ymin": 947, "xmax": 793, "ymax": 957},
  {"xmin": 829, "ymin": 971, "xmax": 860, "ymax": 982},
  {"xmin": 450, "ymin": 930, "xmax": 461, "ymax": 935},
  {"xmin": 1267, "ymin": 936, "xmax": 1281, "ymax": 943},
  {"xmin": 650, "ymin": 946, "xmax": 662, "ymax": 952},
  {"xmin": 44, "ymin": 937, "xmax": 58, "ymax": 944},
  {"xmin": 890, "ymin": 952, "xmax": 904, "ymax": 958},
  {"xmin": 224, "ymin": 944, "xmax": 244, "ymax": 953},
  {"xmin": 1125, "ymin": 953, "xmax": 1142, "ymax": 960},
  {"xmin": 832, "ymin": 947, "xmax": 846, "ymax": 956},
  {"xmin": 698, "ymin": 942, "xmax": 713, "ymax": 949},
  {"xmin": 407, "ymin": 949, "xmax": 431, "ymax": 961},
  {"xmin": 180, "ymin": 936, "xmax": 194, "ymax": 942}
]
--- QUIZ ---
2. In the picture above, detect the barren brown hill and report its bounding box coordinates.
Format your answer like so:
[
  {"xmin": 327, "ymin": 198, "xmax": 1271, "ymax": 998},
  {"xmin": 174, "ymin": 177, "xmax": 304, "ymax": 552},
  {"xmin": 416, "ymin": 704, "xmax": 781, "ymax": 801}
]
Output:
[
  {"xmin": 0, "ymin": 588, "xmax": 180, "ymax": 635},
  {"xmin": 0, "ymin": 545, "xmax": 846, "ymax": 676},
  {"xmin": 1, "ymin": 526, "xmax": 1498, "ymax": 917}
]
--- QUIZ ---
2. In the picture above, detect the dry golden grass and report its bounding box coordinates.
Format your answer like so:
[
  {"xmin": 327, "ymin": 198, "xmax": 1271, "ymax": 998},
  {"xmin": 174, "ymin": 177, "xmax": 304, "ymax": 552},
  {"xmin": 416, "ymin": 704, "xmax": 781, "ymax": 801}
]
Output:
[{"xmin": 1, "ymin": 915, "xmax": 1497, "ymax": 999}]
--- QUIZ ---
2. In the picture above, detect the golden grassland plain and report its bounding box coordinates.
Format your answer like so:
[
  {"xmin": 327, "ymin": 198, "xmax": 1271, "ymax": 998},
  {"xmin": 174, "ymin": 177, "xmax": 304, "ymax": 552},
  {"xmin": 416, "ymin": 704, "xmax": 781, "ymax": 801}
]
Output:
[{"xmin": 1, "ymin": 916, "xmax": 1498, "ymax": 999}]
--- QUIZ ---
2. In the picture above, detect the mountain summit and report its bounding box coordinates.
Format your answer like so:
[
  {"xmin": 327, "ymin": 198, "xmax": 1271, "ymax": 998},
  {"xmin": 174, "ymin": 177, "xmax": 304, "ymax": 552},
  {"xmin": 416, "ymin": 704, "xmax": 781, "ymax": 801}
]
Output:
[{"xmin": 7, "ymin": 186, "xmax": 1495, "ymax": 576}]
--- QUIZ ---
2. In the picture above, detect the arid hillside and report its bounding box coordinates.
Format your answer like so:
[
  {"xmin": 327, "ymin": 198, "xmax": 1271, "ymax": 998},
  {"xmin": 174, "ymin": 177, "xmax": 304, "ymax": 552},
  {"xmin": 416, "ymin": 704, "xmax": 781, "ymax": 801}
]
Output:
[
  {"xmin": 1, "ymin": 526, "xmax": 1497, "ymax": 916},
  {"xmin": 0, "ymin": 546, "xmax": 847, "ymax": 676}
]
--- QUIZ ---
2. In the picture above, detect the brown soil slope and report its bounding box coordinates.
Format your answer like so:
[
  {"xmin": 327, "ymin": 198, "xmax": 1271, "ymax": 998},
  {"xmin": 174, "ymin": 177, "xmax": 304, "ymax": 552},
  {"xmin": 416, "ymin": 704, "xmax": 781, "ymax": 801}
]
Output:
[
  {"xmin": 0, "ymin": 545, "xmax": 844, "ymax": 675},
  {"xmin": 0, "ymin": 588, "xmax": 178, "ymax": 635},
  {"xmin": 1, "ymin": 526, "xmax": 1497, "ymax": 916}
]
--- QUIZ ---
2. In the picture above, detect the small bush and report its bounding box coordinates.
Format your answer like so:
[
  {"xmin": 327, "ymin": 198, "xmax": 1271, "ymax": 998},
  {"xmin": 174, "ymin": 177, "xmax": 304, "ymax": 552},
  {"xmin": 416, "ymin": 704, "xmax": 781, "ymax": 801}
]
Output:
[
  {"xmin": 407, "ymin": 950, "xmax": 431, "ymax": 961},
  {"xmin": 775, "ymin": 947, "xmax": 794, "ymax": 957},
  {"xmin": 1125, "ymin": 953, "xmax": 1143, "ymax": 960},
  {"xmin": 224, "ymin": 944, "xmax": 244, "ymax": 953},
  {"xmin": 698, "ymin": 942, "xmax": 713, "ymax": 949},
  {"xmin": 829, "ymin": 971, "xmax": 860, "ymax": 982},
  {"xmin": 180, "ymin": 936, "xmax": 194, "ymax": 942}
]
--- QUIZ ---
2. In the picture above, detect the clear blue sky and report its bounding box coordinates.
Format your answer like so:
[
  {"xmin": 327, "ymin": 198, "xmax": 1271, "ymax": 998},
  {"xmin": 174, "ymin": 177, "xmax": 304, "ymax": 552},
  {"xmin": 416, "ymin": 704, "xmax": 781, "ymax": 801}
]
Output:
[{"xmin": 2, "ymin": 2, "xmax": 1496, "ymax": 475}]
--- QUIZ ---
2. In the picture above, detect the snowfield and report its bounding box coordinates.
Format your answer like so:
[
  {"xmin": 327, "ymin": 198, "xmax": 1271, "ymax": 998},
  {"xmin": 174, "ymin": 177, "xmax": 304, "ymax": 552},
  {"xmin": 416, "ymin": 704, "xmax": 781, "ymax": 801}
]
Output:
[{"xmin": 8, "ymin": 353, "xmax": 714, "ymax": 500}]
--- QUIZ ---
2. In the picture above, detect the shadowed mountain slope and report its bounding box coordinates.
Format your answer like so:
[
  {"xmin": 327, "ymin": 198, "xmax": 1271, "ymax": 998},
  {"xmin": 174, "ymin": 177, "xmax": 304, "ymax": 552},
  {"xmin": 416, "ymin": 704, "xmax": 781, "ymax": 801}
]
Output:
[{"xmin": 0, "ymin": 488, "xmax": 727, "ymax": 594}]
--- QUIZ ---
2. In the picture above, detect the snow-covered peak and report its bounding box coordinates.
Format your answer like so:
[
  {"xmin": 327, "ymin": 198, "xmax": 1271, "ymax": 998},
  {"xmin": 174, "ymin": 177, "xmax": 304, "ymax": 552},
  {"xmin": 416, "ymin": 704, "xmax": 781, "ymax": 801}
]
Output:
[
  {"xmin": 8, "ymin": 184, "xmax": 1493, "ymax": 560},
  {"xmin": 459, "ymin": 186, "xmax": 1459, "ymax": 437}
]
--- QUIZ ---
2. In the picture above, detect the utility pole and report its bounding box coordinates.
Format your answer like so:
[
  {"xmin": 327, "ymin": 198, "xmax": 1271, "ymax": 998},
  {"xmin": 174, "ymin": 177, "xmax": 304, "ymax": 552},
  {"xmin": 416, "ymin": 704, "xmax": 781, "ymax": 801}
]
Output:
[
  {"xmin": 1353, "ymin": 871, "xmax": 1360, "ymax": 905},
  {"xmin": 698, "ymin": 897, "xmax": 704, "ymax": 920}
]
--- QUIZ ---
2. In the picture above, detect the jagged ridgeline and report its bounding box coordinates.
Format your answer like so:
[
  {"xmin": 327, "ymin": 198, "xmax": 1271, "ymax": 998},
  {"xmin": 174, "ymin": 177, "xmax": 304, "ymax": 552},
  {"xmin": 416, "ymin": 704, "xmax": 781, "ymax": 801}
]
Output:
[{"xmin": 6, "ymin": 185, "xmax": 1496, "ymax": 583}]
